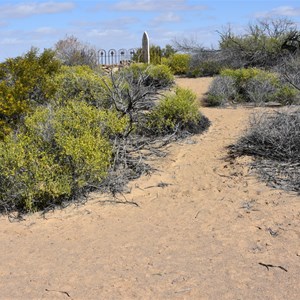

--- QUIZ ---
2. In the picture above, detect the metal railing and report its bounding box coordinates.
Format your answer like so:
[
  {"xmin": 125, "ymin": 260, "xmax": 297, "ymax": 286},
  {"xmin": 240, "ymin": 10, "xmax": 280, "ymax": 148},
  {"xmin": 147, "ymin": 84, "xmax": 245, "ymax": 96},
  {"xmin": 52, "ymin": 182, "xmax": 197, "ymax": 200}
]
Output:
[{"xmin": 97, "ymin": 48, "xmax": 137, "ymax": 65}]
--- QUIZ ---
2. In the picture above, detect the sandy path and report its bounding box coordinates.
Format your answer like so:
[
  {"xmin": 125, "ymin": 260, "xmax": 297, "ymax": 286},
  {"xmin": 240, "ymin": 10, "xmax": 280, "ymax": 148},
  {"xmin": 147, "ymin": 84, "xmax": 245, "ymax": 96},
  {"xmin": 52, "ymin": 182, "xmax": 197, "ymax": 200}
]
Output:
[{"xmin": 0, "ymin": 77, "xmax": 299, "ymax": 299}]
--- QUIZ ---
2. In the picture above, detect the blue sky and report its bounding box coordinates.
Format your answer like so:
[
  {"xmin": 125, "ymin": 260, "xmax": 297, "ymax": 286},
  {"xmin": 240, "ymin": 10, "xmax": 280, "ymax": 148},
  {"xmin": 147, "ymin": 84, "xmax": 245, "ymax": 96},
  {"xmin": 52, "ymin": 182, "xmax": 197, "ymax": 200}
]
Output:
[{"xmin": 1, "ymin": 0, "xmax": 300, "ymax": 62}]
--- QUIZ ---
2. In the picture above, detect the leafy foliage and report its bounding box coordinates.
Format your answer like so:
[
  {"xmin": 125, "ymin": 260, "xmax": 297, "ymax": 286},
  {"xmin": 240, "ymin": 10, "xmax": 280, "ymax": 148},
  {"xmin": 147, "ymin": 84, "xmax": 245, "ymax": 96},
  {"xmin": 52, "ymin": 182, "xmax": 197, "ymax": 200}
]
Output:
[
  {"xmin": 50, "ymin": 65, "xmax": 109, "ymax": 108},
  {"xmin": 147, "ymin": 87, "xmax": 202, "ymax": 134},
  {"xmin": 218, "ymin": 18, "xmax": 300, "ymax": 68},
  {"xmin": 0, "ymin": 102, "xmax": 129, "ymax": 212},
  {"xmin": 162, "ymin": 53, "xmax": 191, "ymax": 75},
  {"xmin": 188, "ymin": 60, "xmax": 223, "ymax": 77},
  {"xmin": 0, "ymin": 48, "xmax": 61, "ymax": 138},
  {"xmin": 120, "ymin": 63, "xmax": 174, "ymax": 89},
  {"xmin": 206, "ymin": 68, "xmax": 299, "ymax": 105},
  {"xmin": 132, "ymin": 44, "xmax": 177, "ymax": 64},
  {"xmin": 173, "ymin": 18, "xmax": 300, "ymax": 73},
  {"xmin": 0, "ymin": 50, "xmax": 210, "ymax": 214}
]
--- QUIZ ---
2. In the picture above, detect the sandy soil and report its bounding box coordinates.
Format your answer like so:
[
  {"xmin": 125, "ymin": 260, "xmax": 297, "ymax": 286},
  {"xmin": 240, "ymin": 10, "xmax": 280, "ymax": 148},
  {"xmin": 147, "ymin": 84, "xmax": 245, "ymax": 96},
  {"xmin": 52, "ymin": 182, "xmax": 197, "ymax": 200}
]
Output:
[{"xmin": 0, "ymin": 77, "xmax": 299, "ymax": 300}]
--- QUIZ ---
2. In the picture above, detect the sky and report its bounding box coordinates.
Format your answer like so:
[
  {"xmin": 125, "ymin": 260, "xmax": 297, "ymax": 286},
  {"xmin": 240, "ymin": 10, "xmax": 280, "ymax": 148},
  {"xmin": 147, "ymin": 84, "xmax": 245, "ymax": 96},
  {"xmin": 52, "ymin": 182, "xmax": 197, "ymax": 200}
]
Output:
[{"xmin": 1, "ymin": 0, "xmax": 300, "ymax": 62}]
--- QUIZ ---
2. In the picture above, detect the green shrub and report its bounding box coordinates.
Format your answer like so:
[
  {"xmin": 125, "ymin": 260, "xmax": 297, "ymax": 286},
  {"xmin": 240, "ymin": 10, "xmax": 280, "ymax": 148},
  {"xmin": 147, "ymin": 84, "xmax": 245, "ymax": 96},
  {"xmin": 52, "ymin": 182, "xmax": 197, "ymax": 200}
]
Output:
[
  {"xmin": 272, "ymin": 85, "xmax": 298, "ymax": 105},
  {"xmin": 50, "ymin": 65, "xmax": 110, "ymax": 108},
  {"xmin": 147, "ymin": 87, "xmax": 201, "ymax": 134},
  {"xmin": 220, "ymin": 68, "xmax": 265, "ymax": 85},
  {"xmin": 189, "ymin": 60, "xmax": 222, "ymax": 77},
  {"xmin": 163, "ymin": 54, "xmax": 191, "ymax": 75},
  {"xmin": 0, "ymin": 48, "xmax": 61, "ymax": 138},
  {"xmin": 120, "ymin": 63, "xmax": 174, "ymax": 89},
  {"xmin": 207, "ymin": 67, "xmax": 299, "ymax": 105},
  {"xmin": 0, "ymin": 102, "xmax": 129, "ymax": 212},
  {"xmin": 146, "ymin": 64, "xmax": 174, "ymax": 88},
  {"xmin": 132, "ymin": 45, "xmax": 163, "ymax": 64}
]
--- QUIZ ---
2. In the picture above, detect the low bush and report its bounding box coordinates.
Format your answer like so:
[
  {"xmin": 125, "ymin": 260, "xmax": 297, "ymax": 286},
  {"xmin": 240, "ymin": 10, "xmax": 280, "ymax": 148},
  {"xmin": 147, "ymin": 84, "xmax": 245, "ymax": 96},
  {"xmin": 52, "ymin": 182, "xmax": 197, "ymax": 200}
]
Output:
[
  {"xmin": 147, "ymin": 87, "xmax": 206, "ymax": 135},
  {"xmin": 51, "ymin": 65, "xmax": 110, "ymax": 108},
  {"xmin": 228, "ymin": 108, "xmax": 300, "ymax": 193},
  {"xmin": 220, "ymin": 68, "xmax": 264, "ymax": 85},
  {"xmin": 146, "ymin": 64, "xmax": 174, "ymax": 88},
  {"xmin": 276, "ymin": 55, "xmax": 300, "ymax": 91},
  {"xmin": 120, "ymin": 63, "xmax": 174, "ymax": 89},
  {"xmin": 205, "ymin": 76, "xmax": 237, "ymax": 106},
  {"xmin": 162, "ymin": 53, "xmax": 191, "ymax": 75},
  {"xmin": 206, "ymin": 67, "xmax": 299, "ymax": 106},
  {"xmin": 188, "ymin": 60, "xmax": 223, "ymax": 77},
  {"xmin": 0, "ymin": 102, "xmax": 129, "ymax": 212}
]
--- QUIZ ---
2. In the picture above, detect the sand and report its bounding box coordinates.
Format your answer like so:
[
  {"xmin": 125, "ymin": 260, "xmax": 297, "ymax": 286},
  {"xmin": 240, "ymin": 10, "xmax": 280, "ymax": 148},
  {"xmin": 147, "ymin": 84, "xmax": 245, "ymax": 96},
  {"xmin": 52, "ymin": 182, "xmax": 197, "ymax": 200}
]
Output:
[{"xmin": 0, "ymin": 77, "xmax": 299, "ymax": 299}]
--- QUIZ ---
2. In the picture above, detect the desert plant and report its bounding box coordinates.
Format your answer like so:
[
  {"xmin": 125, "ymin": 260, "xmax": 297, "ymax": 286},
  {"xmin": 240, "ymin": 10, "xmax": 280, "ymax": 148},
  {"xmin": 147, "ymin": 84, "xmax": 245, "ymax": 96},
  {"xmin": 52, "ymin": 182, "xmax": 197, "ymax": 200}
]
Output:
[
  {"xmin": 189, "ymin": 60, "xmax": 223, "ymax": 77},
  {"xmin": 163, "ymin": 53, "xmax": 191, "ymax": 75},
  {"xmin": 146, "ymin": 64, "xmax": 174, "ymax": 88},
  {"xmin": 205, "ymin": 76, "xmax": 237, "ymax": 106},
  {"xmin": 54, "ymin": 35, "xmax": 98, "ymax": 68},
  {"xmin": 213, "ymin": 68, "xmax": 299, "ymax": 105},
  {"xmin": 173, "ymin": 18, "xmax": 300, "ymax": 70},
  {"xmin": 161, "ymin": 44, "xmax": 177, "ymax": 58},
  {"xmin": 0, "ymin": 48, "xmax": 61, "ymax": 138},
  {"xmin": 244, "ymin": 77, "xmax": 277, "ymax": 104},
  {"xmin": 219, "ymin": 18, "xmax": 300, "ymax": 68},
  {"xmin": 276, "ymin": 55, "xmax": 300, "ymax": 94},
  {"xmin": 147, "ymin": 87, "xmax": 203, "ymax": 134},
  {"xmin": 0, "ymin": 102, "xmax": 129, "ymax": 212},
  {"xmin": 228, "ymin": 108, "xmax": 300, "ymax": 193},
  {"xmin": 132, "ymin": 44, "xmax": 177, "ymax": 64},
  {"xmin": 120, "ymin": 63, "xmax": 174, "ymax": 89},
  {"xmin": 50, "ymin": 65, "xmax": 110, "ymax": 108}
]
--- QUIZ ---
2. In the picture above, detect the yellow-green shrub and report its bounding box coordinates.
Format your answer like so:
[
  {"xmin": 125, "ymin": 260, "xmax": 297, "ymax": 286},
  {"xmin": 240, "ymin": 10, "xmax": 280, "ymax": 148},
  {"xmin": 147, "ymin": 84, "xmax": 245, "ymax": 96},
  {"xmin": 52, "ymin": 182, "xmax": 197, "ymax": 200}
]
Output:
[
  {"xmin": 214, "ymin": 68, "xmax": 299, "ymax": 105},
  {"xmin": 120, "ymin": 63, "xmax": 174, "ymax": 89},
  {"xmin": 0, "ymin": 48, "xmax": 61, "ymax": 138},
  {"xmin": 50, "ymin": 65, "xmax": 110, "ymax": 108},
  {"xmin": 148, "ymin": 87, "xmax": 200, "ymax": 134},
  {"xmin": 162, "ymin": 54, "xmax": 191, "ymax": 75},
  {"xmin": 220, "ymin": 68, "xmax": 267, "ymax": 85},
  {"xmin": 0, "ymin": 102, "xmax": 129, "ymax": 212},
  {"xmin": 146, "ymin": 64, "xmax": 174, "ymax": 88}
]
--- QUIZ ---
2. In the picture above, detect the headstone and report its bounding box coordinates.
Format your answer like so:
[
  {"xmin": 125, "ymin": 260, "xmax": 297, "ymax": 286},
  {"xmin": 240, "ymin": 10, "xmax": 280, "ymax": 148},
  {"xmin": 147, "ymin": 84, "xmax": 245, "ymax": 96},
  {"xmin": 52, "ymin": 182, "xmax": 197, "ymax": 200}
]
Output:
[{"xmin": 142, "ymin": 31, "xmax": 150, "ymax": 64}]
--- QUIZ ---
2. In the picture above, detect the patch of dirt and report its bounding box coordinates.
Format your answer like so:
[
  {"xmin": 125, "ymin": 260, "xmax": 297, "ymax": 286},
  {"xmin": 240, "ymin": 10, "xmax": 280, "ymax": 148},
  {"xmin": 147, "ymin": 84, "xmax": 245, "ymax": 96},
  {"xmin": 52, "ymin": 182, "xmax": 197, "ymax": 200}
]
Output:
[{"xmin": 0, "ymin": 77, "xmax": 299, "ymax": 299}]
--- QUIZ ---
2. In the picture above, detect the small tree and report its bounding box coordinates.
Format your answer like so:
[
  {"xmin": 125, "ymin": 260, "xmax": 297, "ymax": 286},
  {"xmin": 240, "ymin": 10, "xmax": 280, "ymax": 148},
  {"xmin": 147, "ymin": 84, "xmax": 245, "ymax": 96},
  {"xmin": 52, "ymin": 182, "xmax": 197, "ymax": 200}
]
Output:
[
  {"xmin": 132, "ymin": 44, "xmax": 177, "ymax": 64},
  {"xmin": 54, "ymin": 35, "xmax": 98, "ymax": 68},
  {"xmin": 218, "ymin": 18, "xmax": 300, "ymax": 68},
  {"xmin": 161, "ymin": 44, "xmax": 177, "ymax": 58},
  {"xmin": 173, "ymin": 18, "xmax": 300, "ymax": 71},
  {"xmin": 0, "ymin": 48, "xmax": 61, "ymax": 138}
]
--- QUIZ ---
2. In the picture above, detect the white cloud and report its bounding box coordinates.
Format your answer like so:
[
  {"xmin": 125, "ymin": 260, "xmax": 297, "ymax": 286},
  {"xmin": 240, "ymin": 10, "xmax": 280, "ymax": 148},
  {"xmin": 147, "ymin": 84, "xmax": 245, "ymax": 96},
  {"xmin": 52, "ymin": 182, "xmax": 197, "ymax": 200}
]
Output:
[
  {"xmin": 255, "ymin": 6, "xmax": 300, "ymax": 18},
  {"xmin": 0, "ymin": 38, "xmax": 24, "ymax": 45},
  {"xmin": 101, "ymin": 17, "xmax": 139, "ymax": 29},
  {"xmin": 0, "ymin": 1, "xmax": 75, "ymax": 19},
  {"xmin": 34, "ymin": 27, "xmax": 58, "ymax": 34},
  {"xmin": 113, "ymin": 0, "xmax": 207, "ymax": 11},
  {"xmin": 87, "ymin": 29, "xmax": 125, "ymax": 38},
  {"xmin": 152, "ymin": 12, "xmax": 181, "ymax": 25}
]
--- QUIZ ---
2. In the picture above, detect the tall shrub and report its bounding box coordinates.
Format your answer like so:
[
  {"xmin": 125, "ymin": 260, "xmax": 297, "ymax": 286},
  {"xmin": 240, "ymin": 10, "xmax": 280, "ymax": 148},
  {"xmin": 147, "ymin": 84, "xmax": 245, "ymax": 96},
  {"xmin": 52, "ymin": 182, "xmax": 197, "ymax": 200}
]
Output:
[
  {"xmin": 50, "ymin": 65, "xmax": 110, "ymax": 108},
  {"xmin": 0, "ymin": 102, "xmax": 129, "ymax": 212},
  {"xmin": 0, "ymin": 48, "xmax": 61, "ymax": 138}
]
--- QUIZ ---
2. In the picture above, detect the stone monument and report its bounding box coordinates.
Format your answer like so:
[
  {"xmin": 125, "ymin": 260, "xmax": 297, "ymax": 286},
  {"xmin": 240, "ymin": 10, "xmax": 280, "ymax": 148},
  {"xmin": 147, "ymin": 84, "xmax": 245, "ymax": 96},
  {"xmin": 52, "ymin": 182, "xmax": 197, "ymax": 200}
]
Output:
[{"xmin": 142, "ymin": 31, "xmax": 150, "ymax": 64}]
